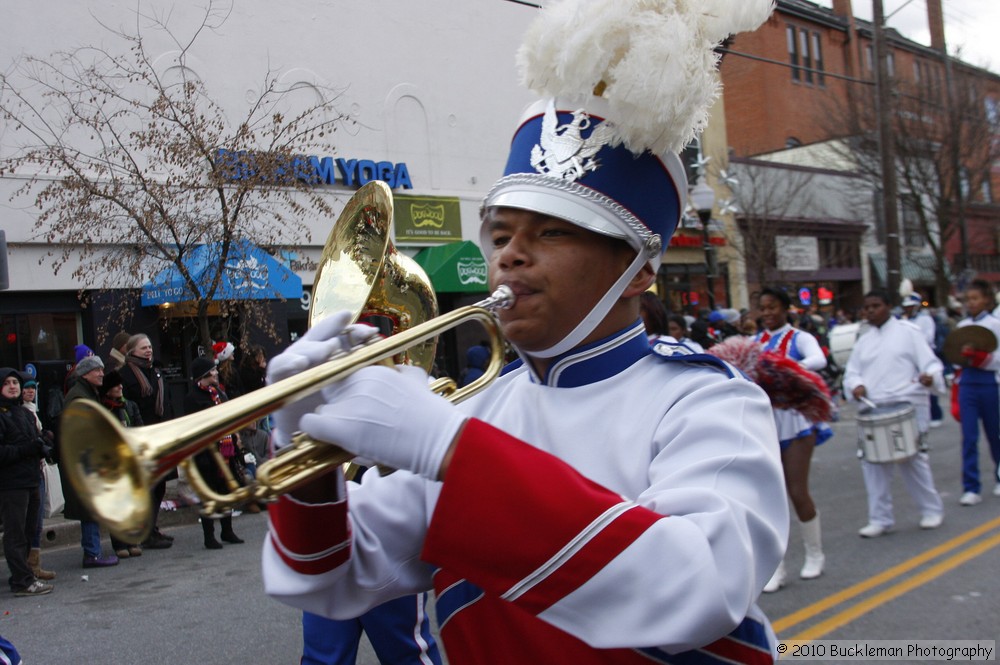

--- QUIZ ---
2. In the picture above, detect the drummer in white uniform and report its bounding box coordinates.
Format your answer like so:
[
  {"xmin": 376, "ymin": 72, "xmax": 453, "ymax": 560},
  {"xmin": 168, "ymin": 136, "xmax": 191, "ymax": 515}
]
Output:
[{"xmin": 843, "ymin": 290, "xmax": 945, "ymax": 537}]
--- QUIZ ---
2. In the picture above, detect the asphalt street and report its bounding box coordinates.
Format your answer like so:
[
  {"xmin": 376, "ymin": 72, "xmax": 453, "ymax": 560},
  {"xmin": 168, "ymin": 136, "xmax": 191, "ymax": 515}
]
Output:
[{"xmin": 1, "ymin": 402, "xmax": 999, "ymax": 664}]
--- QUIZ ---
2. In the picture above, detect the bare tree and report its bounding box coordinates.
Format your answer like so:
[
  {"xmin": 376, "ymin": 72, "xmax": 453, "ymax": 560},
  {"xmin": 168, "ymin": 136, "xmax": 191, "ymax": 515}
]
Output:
[
  {"xmin": 823, "ymin": 56, "xmax": 1000, "ymax": 305},
  {"xmin": 712, "ymin": 156, "xmax": 866, "ymax": 301},
  {"xmin": 0, "ymin": 1, "xmax": 351, "ymax": 349}
]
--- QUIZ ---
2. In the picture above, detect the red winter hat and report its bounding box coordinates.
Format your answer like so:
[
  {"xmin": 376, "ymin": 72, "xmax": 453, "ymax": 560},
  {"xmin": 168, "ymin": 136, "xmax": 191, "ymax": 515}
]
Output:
[{"xmin": 212, "ymin": 341, "xmax": 234, "ymax": 363}]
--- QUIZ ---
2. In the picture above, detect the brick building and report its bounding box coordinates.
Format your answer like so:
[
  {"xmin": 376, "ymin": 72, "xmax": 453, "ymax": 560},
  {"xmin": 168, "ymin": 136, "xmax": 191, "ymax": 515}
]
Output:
[{"xmin": 719, "ymin": 0, "xmax": 1000, "ymax": 308}]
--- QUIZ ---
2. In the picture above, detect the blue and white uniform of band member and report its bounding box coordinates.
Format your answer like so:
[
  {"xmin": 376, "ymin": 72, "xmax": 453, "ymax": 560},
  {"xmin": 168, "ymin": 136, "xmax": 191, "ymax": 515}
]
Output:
[
  {"xmin": 843, "ymin": 290, "xmax": 945, "ymax": 537},
  {"xmin": 954, "ymin": 280, "xmax": 1000, "ymax": 505},
  {"xmin": 261, "ymin": 2, "xmax": 784, "ymax": 662}
]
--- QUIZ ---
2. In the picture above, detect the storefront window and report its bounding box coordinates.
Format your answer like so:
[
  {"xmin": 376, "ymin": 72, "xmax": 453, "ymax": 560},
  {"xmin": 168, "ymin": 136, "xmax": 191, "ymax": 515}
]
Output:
[{"xmin": 1, "ymin": 312, "xmax": 80, "ymax": 368}]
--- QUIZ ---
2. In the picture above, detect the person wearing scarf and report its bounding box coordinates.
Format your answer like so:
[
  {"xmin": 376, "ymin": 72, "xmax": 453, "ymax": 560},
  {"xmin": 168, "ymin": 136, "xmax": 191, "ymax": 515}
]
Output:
[
  {"xmin": 183, "ymin": 356, "xmax": 244, "ymax": 550},
  {"xmin": 119, "ymin": 334, "xmax": 174, "ymax": 550},
  {"xmin": 99, "ymin": 371, "xmax": 146, "ymax": 559}
]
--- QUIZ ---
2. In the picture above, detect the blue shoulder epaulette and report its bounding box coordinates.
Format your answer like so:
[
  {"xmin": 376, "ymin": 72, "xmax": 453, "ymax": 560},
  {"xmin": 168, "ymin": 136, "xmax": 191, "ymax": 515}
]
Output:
[{"xmin": 649, "ymin": 339, "xmax": 743, "ymax": 379}]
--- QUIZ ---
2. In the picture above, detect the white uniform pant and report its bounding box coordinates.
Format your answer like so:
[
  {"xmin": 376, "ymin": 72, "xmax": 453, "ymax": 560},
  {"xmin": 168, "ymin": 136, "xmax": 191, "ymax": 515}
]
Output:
[
  {"xmin": 860, "ymin": 402, "xmax": 942, "ymax": 527},
  {"xmin": 861, "ymin": 453, "xmax": 943, "ymax": 527}
]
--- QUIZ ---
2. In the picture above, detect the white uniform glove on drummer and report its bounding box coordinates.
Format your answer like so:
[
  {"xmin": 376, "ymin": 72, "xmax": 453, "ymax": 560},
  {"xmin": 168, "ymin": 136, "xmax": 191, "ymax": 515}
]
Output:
[
  {"xmin": 267, "ymin": 311, "xmax": 379, "ymax": 451},
  {"xmin": 300, "ymin": 364, "xmax": 466, "ymax": 480}
]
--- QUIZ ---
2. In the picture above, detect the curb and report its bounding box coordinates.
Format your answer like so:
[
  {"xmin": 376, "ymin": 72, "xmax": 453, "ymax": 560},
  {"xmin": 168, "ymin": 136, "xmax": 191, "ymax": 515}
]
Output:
[{"xmin": 41, "ymin": 480, "xmax": 205, "ymax": 550}]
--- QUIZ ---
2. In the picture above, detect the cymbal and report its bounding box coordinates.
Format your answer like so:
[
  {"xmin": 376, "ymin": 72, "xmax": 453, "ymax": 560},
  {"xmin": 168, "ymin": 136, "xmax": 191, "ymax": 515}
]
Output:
[{"xmin": 943, "ymin": 324, "xmax": 999, "ymax": 366}]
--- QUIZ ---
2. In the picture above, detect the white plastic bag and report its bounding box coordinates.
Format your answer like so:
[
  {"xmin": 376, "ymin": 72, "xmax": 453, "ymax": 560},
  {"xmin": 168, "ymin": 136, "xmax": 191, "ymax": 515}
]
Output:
[{"xmin": 42, "ymin": 462, "xmax": 65, "ymax": 518}]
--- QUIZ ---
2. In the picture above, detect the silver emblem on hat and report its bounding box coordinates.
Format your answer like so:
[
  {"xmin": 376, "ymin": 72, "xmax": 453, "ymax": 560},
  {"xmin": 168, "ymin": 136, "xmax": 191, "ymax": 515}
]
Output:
[{"xmin": 530, "ymin": 101, "xmax": 615, "ymax": 182}]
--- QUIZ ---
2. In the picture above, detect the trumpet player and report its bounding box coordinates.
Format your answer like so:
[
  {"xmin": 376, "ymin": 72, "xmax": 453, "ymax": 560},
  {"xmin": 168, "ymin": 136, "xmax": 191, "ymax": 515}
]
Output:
[{"xmin": 263, "ymin": 2, "xmax": 785, "ymax": 662}]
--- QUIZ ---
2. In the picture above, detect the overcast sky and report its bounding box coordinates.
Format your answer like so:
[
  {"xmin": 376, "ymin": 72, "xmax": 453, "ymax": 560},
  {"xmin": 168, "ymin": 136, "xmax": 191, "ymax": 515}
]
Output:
[{"xmin": 812, "ymin": 0, "xmax": 999, "ymax": 74}]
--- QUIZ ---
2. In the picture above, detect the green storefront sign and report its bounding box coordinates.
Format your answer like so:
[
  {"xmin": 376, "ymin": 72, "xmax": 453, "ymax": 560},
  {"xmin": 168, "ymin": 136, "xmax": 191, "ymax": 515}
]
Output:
[
  {"xmin": 394, "ymin": 195, "xmax": 463, "ymax": 243},
  {"xmin": 413, "ymin": 241, "xmax": 489, "ymax": 293}
]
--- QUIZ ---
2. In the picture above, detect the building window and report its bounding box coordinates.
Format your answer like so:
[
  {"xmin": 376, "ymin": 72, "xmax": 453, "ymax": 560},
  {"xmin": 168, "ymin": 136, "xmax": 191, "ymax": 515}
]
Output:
[
  {"xmin": 799, "ymin": 30, "xmax": 813, "ymax": 83},
  {"xmin": 866, "ymin": 45, "xmax": 874, "ymax": 72},
  {"xmin": 810, "ymin": 32, "xmax": 825, "ymax": 85},
  {"xmin": 887, "ymin": 52, "xmax": 895, "ymax": 78},
  {"xmin": 788, "ymin": 25, "xmax": 824, "ymax": 85},
  {"xmin": 901, "ymin": 196, "xmax": 925, "ymax": 249},
  {"xmin": 787, "ymin": 25, "xmax": 800, "ymax": 81}
]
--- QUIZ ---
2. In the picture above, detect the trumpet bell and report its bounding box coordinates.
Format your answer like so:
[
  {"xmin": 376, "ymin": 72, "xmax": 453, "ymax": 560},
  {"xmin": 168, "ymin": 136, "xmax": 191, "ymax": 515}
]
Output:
[
  {"xmin": 311, "ymin": 180, "xmax": 438, "ymax": 370},
  {"xmin": 60, "ymin": 399, "xmax": 154, "ymax": 542}
]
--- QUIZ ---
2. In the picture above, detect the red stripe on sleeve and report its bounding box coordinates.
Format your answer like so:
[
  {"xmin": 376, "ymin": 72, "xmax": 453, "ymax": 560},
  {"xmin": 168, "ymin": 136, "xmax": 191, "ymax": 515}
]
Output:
[
  {"xmin": 510, "ymin": 504, "xmax": 662, "ymax": 614},
  {"xmin": 268, "ymin": 494, "xmax": 351, "ymax": 575},
  {"xmin": 423, "ymin": 419, "xmax": 661, "ymax": 608}
]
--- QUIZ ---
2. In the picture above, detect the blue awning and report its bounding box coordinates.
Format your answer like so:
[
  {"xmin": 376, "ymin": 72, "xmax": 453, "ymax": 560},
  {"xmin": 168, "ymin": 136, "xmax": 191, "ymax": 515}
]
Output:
[{"xmin": 141, "ymin": 240, "xmax": 302, "ymax": 306}]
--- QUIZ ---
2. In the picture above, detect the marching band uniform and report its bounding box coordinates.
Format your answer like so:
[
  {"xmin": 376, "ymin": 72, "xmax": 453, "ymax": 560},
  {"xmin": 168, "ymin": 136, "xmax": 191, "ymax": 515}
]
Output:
[
  {"xmin": 264, "ymin": 325, "xmax": 787, "ymax": 663},
  {"xmin": 955, "ymin": 310, "xmax": 1000, "ymax": 503},
  {"xmin": 263, "ymin": 2, "xmax": 784, "ymax": 661},
  {"xmin": 843, "ymin": 316, "xmax": 944, "ymax": 535},
  {"xmin": 752, "ymin": 324, "xmax": 831, "ymax": 449},
  {"xmin": 752, "ymin": 319, "xmax": 830, "ymax": 590}
]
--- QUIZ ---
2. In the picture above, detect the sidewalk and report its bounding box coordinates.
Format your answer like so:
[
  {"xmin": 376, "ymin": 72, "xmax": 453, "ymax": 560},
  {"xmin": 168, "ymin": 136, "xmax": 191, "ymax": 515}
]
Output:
[{"xmin": 40, "ymin": 479, "xmax": 204, "ymax": 550}]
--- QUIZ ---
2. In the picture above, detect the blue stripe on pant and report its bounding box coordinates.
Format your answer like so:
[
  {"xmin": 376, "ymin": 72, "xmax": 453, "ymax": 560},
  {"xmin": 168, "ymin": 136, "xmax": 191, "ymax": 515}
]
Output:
[
  {"xmin": 958, "ymin": 381, "xmax": 1000, "ymax": 493},
  {"xmin": 301, "ymin": 593, "xmax": 442, "ymax": 665}
]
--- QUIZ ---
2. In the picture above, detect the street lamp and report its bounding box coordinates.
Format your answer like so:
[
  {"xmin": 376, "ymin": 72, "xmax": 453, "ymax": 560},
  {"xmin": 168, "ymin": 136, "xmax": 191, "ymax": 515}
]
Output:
[{"xmin": 689, "ymin": 177, "xmax": 717, "ymax": 309}]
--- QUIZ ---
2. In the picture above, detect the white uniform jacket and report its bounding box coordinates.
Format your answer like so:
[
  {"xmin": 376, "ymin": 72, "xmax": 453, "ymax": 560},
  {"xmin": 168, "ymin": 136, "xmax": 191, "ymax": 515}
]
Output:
[
  {"xmin": 843, "ymin": 317, "xmax": 944, "ymax": 406},
  {"xmin": 263, "ymin": 322, "xmax": 788, "ymax": 664}
]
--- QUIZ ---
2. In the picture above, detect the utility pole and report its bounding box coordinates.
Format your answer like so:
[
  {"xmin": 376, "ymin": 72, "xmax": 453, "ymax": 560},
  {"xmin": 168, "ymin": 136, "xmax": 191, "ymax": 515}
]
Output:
[{"xmin": 873, "ymin": 0, "xmax": 901, "ymax": 304}]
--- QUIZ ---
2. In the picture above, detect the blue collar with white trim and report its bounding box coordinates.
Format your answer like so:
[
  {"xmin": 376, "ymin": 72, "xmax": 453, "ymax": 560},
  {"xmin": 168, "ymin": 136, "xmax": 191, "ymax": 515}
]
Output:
[{"xmin": 519, "ymin": 320, "xmax": 651, "ymax": 388}]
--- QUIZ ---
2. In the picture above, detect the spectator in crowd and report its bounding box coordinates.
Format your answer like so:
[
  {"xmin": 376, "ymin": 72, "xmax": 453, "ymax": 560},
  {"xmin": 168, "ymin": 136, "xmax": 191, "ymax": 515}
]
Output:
[
  {"xmin": 638, "ymin": 291, "xmax": 670, "ymax": 341},
  {"xmin": 183, "ymin": 356, "xmax": 244, "ymax": 550},
  {"xmin": 0, "ymin": 368, "xmax": 53, "ymax": 596},
  {"xmin": 844, "ymin": 290, "xmax": 945, "ymax": 536},
  {"xmin": 99, "ymin": 370, "xmax": 146, "ymax": 559},
  {"xmin": 107, "ymin": 331, "xmax": 132, "ymax": 372},
  {"xmin": 63, "ymin": 344, "xmax": 94, "ymax": 395},
  {"xmin": 667, "ymin": 314, "xmax": 705, "ymax": 353},
  {"xmin": 20, "ymin": 378, "xmax": 56, "ymax": 582},
  {"xmin": 213, "ymin": 341, "xmax": 242, "ymax": 398},
  {"xmin": 120, "ymin": 333, "xmax": 174, "ymax": 550},
  {"xmin": 63, "ymin": 356, "xmax": 120, "ymax": 569},
  {"xmin": 239, "ymin": 345, "xmax": 268, "ymax": 395},
  {"xmin": 459, "ymin": 342, "xmax": 491, "ymax": 389}
]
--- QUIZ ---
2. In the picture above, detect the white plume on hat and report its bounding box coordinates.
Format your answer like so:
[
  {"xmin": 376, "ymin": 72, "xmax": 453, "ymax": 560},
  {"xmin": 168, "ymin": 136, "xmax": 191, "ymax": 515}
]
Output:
[{"xmin": 517, "ymin": 0, "xmax": 776, "ymax": 155}]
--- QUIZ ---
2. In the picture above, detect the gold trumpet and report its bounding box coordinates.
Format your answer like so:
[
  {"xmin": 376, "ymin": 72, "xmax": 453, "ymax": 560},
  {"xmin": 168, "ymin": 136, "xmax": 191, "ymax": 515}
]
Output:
[{"xmin": 60, "ymin": 182, "xmax": 511, "ymax": 543}]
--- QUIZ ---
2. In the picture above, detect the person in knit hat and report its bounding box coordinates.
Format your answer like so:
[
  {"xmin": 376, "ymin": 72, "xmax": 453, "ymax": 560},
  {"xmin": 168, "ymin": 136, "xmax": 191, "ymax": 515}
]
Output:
[
  {"xmin": 63, "ymin": 356, "xmax": 120, "ymax": 569},
  {"xmin": 1, "ymin": 367, "xmax": 53, "ymax": 596},
  {"xmin": 63, "ymin": 344, "xmax": 96, "ymax": 395},
  {"xmin": 19, "ymin": 378, "xmax": 57, "ymax": 582},
  {"xmin": 183, "ymin": 356, "xmax": 244, "ymax": 550}
]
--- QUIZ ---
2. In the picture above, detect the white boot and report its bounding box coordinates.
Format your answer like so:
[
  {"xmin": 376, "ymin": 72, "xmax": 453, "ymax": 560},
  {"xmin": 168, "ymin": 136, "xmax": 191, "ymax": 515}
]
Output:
[
  {"xmin": 800, "ymin": 513, "xmax": 825, "ymax": 579},
  {"xmin": 763, "ymin": 559, "xmax": 786, "ymax": 593}
]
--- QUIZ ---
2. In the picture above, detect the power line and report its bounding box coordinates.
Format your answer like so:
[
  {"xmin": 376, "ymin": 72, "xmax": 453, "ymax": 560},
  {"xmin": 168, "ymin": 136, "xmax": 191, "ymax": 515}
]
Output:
[{"xmin": 719, "ymin": 48, "xmax": 875, "ymax": 86}]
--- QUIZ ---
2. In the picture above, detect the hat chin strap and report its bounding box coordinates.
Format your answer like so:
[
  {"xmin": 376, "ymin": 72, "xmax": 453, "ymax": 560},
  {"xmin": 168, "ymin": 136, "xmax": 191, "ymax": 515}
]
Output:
[{"xmin": 528, "ymin": 250, "xmax": 649, "ymax": 359}]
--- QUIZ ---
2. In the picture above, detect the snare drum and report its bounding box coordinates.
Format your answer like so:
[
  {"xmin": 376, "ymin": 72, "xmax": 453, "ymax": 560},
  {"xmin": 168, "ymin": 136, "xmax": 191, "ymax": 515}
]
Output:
[{"xmin": 856, "ymin": 401, "xmax": 919, "ymax": 463}]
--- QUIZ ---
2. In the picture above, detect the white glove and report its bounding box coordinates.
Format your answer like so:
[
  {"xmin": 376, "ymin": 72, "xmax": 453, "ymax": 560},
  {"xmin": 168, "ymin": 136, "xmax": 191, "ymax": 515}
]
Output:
[
  {"xmin": 267, "ymin": 311, "xmax": 379, "ymax": 450},
  {"xmin": 300, "ymin": 365, "xmax": 466, "ymax": 480}
]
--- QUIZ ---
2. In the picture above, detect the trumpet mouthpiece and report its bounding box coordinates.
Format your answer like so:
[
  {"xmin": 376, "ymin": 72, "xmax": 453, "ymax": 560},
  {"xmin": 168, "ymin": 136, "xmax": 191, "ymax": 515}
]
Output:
[{"xmin": 484, "ymin": 285, "xmax": 515, "ymax": 311}]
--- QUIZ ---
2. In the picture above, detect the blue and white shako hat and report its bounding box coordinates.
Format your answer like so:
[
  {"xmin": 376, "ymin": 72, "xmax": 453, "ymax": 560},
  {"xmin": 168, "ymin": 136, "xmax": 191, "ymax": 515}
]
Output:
[
  {"xmin": 482, "ymin": 96, "xmax": 686, "ymax": 271},
  {"xmin": 481, "ymin": 0, "xmax": 777, "ymax": 271}
]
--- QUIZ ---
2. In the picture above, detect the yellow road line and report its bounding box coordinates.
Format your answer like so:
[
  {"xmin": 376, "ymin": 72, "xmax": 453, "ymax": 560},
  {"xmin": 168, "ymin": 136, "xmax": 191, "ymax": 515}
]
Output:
[
  {"xmin": 786, "ymin": 530, "xmax": 1000, "ymax": 642},
  {"xmin": 773, "ymin": 515, "xmax": 1000, "ymax": 634}
]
